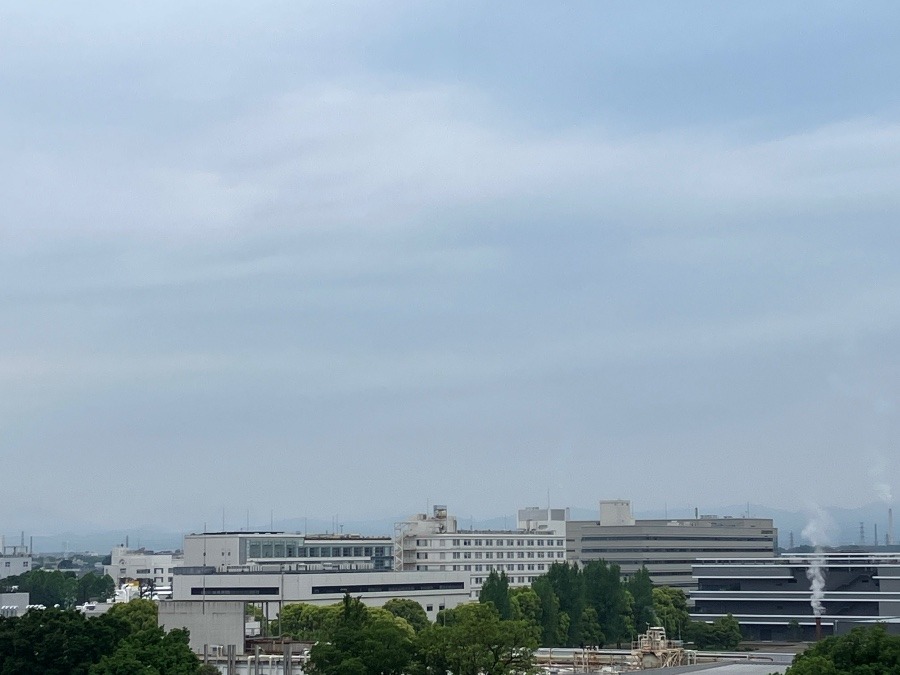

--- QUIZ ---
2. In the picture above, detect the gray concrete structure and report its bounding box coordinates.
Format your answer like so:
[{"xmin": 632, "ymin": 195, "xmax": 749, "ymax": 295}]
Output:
[
  {"xmin": 691, "ymin": 552, "xmax": 900, "ymax": 641},
  {"xmin": 159, "ymin": 600, "xmax": 245, "ymax": 655},
  {"xmin": 0, "ymin": 592, "xmax": 29, "ymax": 617},
  {"xmin": 183, "ymin": 531, "xmax": 393, "ymax": 572},
  {"xmin": 567, "ymin": 501, "xmax": 777, "ymax": 590},
  {"xmin": 0, "ymin": 535, "xmax": 33, "ymax": 581}
]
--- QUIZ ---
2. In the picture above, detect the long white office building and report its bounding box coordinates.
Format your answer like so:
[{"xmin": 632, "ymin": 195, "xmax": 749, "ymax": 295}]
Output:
[
  {"xmin": 165, "ymin": 530, "xmax": 472, "ymax": 655},
  {"xmin": 395, "ymin": 505, "xmax": 568, "ymax": 597}
]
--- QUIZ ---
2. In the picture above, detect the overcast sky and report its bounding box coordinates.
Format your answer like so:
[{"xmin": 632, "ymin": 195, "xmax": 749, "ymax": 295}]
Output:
[{"xmin": 2, "ymin": 2, "xmax": 900, "ymax": 534}]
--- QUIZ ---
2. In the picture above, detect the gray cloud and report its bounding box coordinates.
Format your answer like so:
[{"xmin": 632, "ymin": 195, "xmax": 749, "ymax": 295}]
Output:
[{"xmin": 1, "ymin": 2, "xmax": 899, "ymax": 533}]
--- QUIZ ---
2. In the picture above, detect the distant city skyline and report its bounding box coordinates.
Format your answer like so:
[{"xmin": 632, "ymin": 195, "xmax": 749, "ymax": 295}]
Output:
[{"xmin": 2, "ymin": 2, "xmax": 899, "ymax": 533}]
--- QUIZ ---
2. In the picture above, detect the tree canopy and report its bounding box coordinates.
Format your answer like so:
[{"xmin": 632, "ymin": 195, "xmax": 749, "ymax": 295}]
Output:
[
  {"xmin": 0, "ymin": 601, "xmax": 204, "ymax": 674},
  {"xmin": 784, "ymin": 624, "xmax": 900, "ymax": 674}
]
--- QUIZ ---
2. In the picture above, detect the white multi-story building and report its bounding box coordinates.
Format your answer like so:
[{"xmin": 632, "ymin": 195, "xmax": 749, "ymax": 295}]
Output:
[
  {"xmin": 0, "ymin": 536, "xmax": 32, "ymax": 581},
  {"xmin": 395, "ymin": 505, "xmax": 568, "ymax": 598},
  {"xmin": 104, "ymin": 545, "xmax": 183, "ymax": 588},
  {"xmin": 182, "ymin": 531, "xmax": 393, "ymax": 572}
]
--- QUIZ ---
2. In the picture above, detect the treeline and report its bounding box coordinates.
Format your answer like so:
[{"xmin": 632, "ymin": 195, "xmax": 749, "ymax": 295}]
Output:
[
  {"xmin": 280, "ymin": 595, "xmax": 537, "ymax": 675},
  {"xmin": 0, "ymin": 569, "xmax": 114, "ymax": 608},
  {"xmin": 783, "ymin": 624, "xmax": 900, "ymax": 674},
  {"xmin": 479, "ymin": 562, "xmax": 741, "ymax": 651},
  {"xmin": 0, "ymin": 599, "xmax": 214, "ymax": 674}
]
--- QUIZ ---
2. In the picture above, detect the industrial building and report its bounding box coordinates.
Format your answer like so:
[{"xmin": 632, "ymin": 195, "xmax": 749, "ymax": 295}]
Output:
[
  {"xmin": 182, "ymin": 531, "xmax": 394, "ymax": 572},
  {"xmin": 0, "ymin": 535, "xmax": 32, "ymax": 581},
  {"xmin": 691, "ymin": 552, "xmax": 900, "ymax": 641},
  {"xmin": 394, "ymin": 505, "xmax": 567, "ymax": 596},
  {"xmin": 567, "ymin": 500, "xmax": 777, "ymax": 590},
  {"xmin": 104, "ymin": 544, "xmax": 183, "ymax": 589},
  {"xmin": 163, "ymin": 530, "xmax": 472, "ymax": 654}
]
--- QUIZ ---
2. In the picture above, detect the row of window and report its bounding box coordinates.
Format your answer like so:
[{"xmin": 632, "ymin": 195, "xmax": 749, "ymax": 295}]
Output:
[
  {"xmin": 415, "ymin": 538, "xmax": 564, "ymax": 548},
  {"xmin": 3, "ymin": 561, "xmax": 29, "ymax": 568},
  {"xmin": 416, "ymin": 563, "xmax": 550, "ymax": 573},
  {"xmin": 475, "ymin": 576, "xmax": 539, "ymax": 585},
  {"xmin": 246, "ymin": 541, "xmax": 391, "ymax": 559},
  {"xmin": 580, "ymin": 547, "xmax": 775, "ymax": 554},
  {"xmin": 417, "ymin": 550, "xmax": 564, "ymax": 560}
]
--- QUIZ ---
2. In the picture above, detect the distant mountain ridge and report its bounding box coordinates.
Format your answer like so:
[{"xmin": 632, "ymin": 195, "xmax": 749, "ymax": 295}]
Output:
[{"xmin": 11, "ymin": 502, "xmax": 895, "ymax": 553}]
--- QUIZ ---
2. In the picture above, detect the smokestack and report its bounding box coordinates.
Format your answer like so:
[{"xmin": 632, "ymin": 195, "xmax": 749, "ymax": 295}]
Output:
[
  {"xmin": 875, "ymin": 524, "xmax": 879, "ymax": 548},
  {"xmin": 694, "ymin": 507, "xmax": 699, "ymax": 519},
  {"xmin": 890, "ymin": 508, "xmax": 895, "ymax": 546},
  {"xmin": 815, "ymin": 616, "xmax": 822, "ymax": 641}
]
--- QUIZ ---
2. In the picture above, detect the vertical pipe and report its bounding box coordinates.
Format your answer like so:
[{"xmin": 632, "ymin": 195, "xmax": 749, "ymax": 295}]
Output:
[{"xmin": 815, "ymin": 616, "xmax": 822, "ymax": 641}]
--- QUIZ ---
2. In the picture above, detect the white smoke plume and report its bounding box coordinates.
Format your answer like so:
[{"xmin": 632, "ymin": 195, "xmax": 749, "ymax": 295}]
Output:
[
  {"xmin": 870, "ymin": 452, "xmax": 894, "ymax": 504},
  {"xmin": 802, "ymin": 507, "xmax": 832, "ymax": 617}
]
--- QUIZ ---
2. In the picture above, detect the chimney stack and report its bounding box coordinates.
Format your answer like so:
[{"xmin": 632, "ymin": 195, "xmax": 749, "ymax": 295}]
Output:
[
  {"xmin": 889, "ymin": 508, "xmax": 895, "ymax": 546},
  {"xmin": 815, "ymin": 616, "xmax": 822, "ymax": 641}
]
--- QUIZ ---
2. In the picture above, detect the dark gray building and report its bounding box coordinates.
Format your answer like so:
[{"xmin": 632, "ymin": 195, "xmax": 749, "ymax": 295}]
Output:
[
  {"xmin": 691, "ymin": 552, "xmax": 900, "ymax": 641},
  {"xmin": 566, "ymin": 500, "xmax": 777, "ymax": 590}
]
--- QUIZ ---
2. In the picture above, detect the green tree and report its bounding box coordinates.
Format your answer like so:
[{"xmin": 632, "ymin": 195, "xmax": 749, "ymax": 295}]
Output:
[
  {"xmin": 90, "ymin": 626, "xmax": 200, "ymax": 675},
  {"xmin": 0, "ymin": 569, "xmax": 78, "ymax": 608},
  {"xmin": 106, "ymin": 599, "xmax": 159, "ymax": 633},
  {"xmin": 583, "ymin": 561, "xmax": 631, "ymax": 647},
  {"xmin": 531, "ymin": 576, "xmax": 561, "ymax": 646},
  {"xmin": 413, "ymin": 603, "xmax": 539, "ymax": 675},
  {"xmin": 479, "ymin": 570, "xmax": 512, "ymax": 620},
  {"xmin": 578, "ymin": 607, "xmax": 605, "ymax": 648},
  {"xmin": 688, "ymin": 614, "xmax": 742, "ymax": 650},
  {"xmin": 509, "ymin": 587, "xmax": 542, "ymax": 629},
  {"xmin": 307, "ymin": 595, "xmax": 415, "ymax": 675},
  {"xmin": 76, "ymin": 573, "xmax": 115, "ymax": 605},
  {"xmin": 278, "ymin": 602, "xmax": 339, "ymax": 641},
  {"xmin": 652, "ymin": 587, "xmax": 690, "ymax": 641},
  {"xmin": 784, "ymin": 624, "xmax": 900, "ymax": 674},
  {"xmin": 545, "ymin": 563, "xmax": 584, "ymax": 645},
  {"xmin": 627, "ymin": 567, "xmax": 655, "ymax": 633},
  {"xmin": 382, "ymin": 598, "xmax": 430, "ymax": 633}
]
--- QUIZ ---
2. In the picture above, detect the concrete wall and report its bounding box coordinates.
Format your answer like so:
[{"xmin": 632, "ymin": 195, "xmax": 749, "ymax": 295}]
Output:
[
  {"xmin": 159, "ymin": 600, "xmax": 246, "ymax": 655},
  {"xmin": 0, "ymin": 592, "xmax": 29, "ymax": 617}
]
